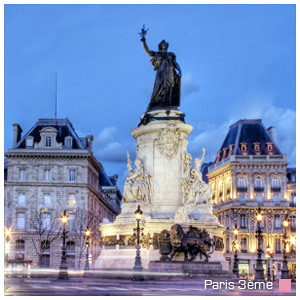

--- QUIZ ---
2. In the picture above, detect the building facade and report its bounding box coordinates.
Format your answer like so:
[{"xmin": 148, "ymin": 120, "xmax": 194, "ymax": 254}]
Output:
[
  {"xmin": 207, "ymin": 119, "xmax": 296, "ymax": 279},
  {"xmin": 4, "ymin": 118, "xmax": 122, "ymax": 270}
]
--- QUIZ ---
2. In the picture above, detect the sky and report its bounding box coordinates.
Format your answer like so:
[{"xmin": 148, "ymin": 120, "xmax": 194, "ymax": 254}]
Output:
[{"xmin": 4, "ymin": 4, "xmax": 296, "ymax": 190}]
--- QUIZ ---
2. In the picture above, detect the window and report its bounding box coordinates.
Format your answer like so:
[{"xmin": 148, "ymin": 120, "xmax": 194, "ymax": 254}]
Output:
[
  {"xmin": 65, "ymin": 137, "xmax": 73, "ymax": 148},
  {"xmin": 45, "ymin": 137, "xmax": 52, "ymax": 147},
  {"xmin": 19, "ymin": 169, "xmax": 26, "ymax": 181},
  {"xmin": 69, "ymin": 170, "xmax": 76, "ymax": 181},
  {"xmin": 291, "ymin": 193, "xmax": 296, "ymax": 206},
  {"xmin": 225, "ymin": 215, "xmax": 229, "ymax": 229},
  {"xmin": 42, "ymin": 213, "xmax": 51, "ymax": 230},
  {"xmin": 240, "ymin": 214, "xmax": 247, "ymax": 228},
  {"xmin": 26, "ymin": 137, "xmax": 33, "ymax": 148},
  {"xmin": 290, "ymin": 216, "xmax": 296, "ymax": 232},
  {"xmin": 66, "ymin": 241, "xmax": 75, "ymax": 268},
  {"xmin": 226, "ymin": 237, "xmax": 229, "ymax": 253},
  {"xmin": 43, "ymin": 193, "xmax": 52, "ymax": 207},
  {"xmin": 15, "ymin": 239, "xmax": 25, "ymax": 260},
  {"xmin": 67, "ymin": 193, "xmax": 76, "ymax": 207},
  {"xmin": 40, "ymin": 240, "xmax": 50, "ymax": 268},
  {"xmin": 274, "ymin": 215, "xmax": 281, "ymax": 229},
  {"xmin": 44, "ymin": 169, "xmax": 51, "ymax": 181},
  {"xmin": 254, "ymin": 176, "xmax": 264, "ymax": 188},
  {"xmin": 241, "ymin": 238, "xmax": 247, "ymax": 253},
  {"xmin": 237, "ymin": 177, "xmax": 247, "ymax": 188},
  {"xmin": 275, "ymin": 238, "xmax": 281, "ymax": 253},
  {"xmin": 16, "ymin": 213, "xmax": 25, "ymax": 230},
  {"xmin": 271, "ymin": 177, "xmax": 280, "ymax": 188},
  {"xmin": 256, "ymin": 195, "xmax": 263, "ymax": 202},
  {"xmin": 68, "ymin": 213, "xmax": 75, "ymax": 232},
  {"xmin": 17, "ymin": 193, "xmax": 26, "ymax": 207}
]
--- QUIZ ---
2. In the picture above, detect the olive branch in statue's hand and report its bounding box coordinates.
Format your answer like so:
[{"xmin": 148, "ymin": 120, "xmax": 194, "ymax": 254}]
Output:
[{"xmin": 138, "ymin": 24, "xmax": 149, "ymax": 41}]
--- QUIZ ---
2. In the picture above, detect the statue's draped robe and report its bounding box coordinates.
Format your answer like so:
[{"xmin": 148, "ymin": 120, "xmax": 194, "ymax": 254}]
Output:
[{"xmin": 147, "ymin": 51, "xmax": 181, "ymax": 110}]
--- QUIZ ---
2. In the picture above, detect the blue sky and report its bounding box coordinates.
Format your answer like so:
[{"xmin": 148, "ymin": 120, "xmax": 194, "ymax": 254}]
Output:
[{"xmin": 4, "ymin": 4, "xmax": 296, "ymax": 189}]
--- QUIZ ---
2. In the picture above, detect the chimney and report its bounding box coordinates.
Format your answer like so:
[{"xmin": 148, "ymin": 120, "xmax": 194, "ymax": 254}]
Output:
[
  {"xmin": 267, "ymin": 126, "xmax": 275, "ymax": 141},
  {"xmin": 87, "ymin": 135, "xmax": 94, "ymax": 151},
  {"xmin": 13, "ymin": 124, "xmax": 23, "ymax": 148}
]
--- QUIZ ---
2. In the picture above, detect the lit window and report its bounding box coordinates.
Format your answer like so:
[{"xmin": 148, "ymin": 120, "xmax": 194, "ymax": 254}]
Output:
[
  {"xmin": 43, "ymin": 193, "xmax": 52, "ymax": 207},
  {"xmin": 44, "ymin": 169, "xmax": 51, "ymax": 181},
  {"xmin": 67, "ymin": 193, "xmax": 76, "ymax": 207},
  {"xmin": 45, "ymin": 137, "xmax": 52, "ymax": 147},
  {"xmin": 69, "ymin": 170, "xmax": 76, "ymax": 181},
  {"xmin": 18, "ymin": 193, "xmax": 26, "ymax": 207},
  {"xmin": 19, "ymin": 169, "xmax": 26, "ymax": 181},
  {"xmin": 241, "ymin": 238, "xmax": 247, "ymax": 252},
  {"xmin": 16, "ymin": 213, "xmax": 25, "ymax": 230},
  {"xmin": 15, "ymin": 239, "xmax": 25, "ymax": 260}
]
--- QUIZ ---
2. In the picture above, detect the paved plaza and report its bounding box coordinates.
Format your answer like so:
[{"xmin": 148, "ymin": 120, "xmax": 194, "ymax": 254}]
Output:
[{"xmin": 4, "ymin": 276, "xmax": 296, "ymax": 296}]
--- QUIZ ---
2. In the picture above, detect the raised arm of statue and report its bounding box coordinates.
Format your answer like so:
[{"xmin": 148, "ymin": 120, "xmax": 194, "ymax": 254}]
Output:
[
  {"xmin": 200, "ymin": 148, "xmax": 205, "ymax": 164},
  {"xmin": 141, "ymin": 37, "xmax": 155, "ymax": 57}
]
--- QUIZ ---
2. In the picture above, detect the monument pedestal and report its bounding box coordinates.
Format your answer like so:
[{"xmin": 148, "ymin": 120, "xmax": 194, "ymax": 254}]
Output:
[{"xmin": 95, "ymin": 110, "xmax": 228, "ymax": 272}]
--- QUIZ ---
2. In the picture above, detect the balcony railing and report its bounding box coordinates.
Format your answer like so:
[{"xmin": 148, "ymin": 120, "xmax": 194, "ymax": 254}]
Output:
[
  {"xmin": 271, "ymin": 187, "xmax": 281, "ymax": 192},
  {"xmin": 254, "ymin": 186, "xmax": 264, "ymax": 192},
  {"xmin": 237, "ymin": 187, "xmax": 247, "ymax": 192}
]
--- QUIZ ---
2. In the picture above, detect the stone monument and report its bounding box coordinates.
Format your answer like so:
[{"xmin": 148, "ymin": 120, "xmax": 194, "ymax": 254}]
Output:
[{"xmin": 95, "ymin": 27, "xmax": 228, "ymax": 272}]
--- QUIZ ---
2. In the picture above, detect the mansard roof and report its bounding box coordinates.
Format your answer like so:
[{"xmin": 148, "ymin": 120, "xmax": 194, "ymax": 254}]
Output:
[
  {"xmin": 15, "ymin": 118, "xmax": 89, "ymax": 150},
  {"xmin": 216, "ymin": 119, "xmax": 282, "ymax": 162}
]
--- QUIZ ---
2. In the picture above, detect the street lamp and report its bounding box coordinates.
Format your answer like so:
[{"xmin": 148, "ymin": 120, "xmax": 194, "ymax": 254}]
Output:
[
  {"xmin": 281, "ymin": 215, "xmax": 290, "ymax": 279},
  {"xmin": 58, "ymin": 210, "xmax": 69, "ymax": 280},
  {"xmin": 266, "ymin": 244, "xmax": 273, "ymax": 281},
  {"xmin": 132, "ymin": 205, "xmax": 144, "ymax": 281},
  {"xmin": 232, "ymin": 224, "xmax": 239, "ymax": 277},
  {"xmin": 255, "ymin": 206, "xmax": 265, "ymax": 281},
  {"xmin": 84, "ymin": 228, "xmax": 91, "ymax": 271}
]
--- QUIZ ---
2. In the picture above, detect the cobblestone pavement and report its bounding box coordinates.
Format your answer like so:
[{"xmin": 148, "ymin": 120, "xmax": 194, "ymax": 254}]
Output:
[{"xmin": 4, "ymin": 276, "xmax": 296, "ymax": 296}]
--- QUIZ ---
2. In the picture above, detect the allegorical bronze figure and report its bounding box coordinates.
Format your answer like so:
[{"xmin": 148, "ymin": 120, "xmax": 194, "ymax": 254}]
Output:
[{"xmin": 139, "ymin": 25, "xmax": 181, "ymax": 112}]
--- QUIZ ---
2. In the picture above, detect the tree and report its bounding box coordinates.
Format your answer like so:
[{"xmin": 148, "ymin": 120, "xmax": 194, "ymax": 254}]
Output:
[{"xmin": 30, "ymin": 209, "xmax": 61, "ymax": 267}]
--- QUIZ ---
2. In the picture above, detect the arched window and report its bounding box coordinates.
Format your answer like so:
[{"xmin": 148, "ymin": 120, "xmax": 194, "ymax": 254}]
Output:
[
  {"xmin": 254, "ymin": 175, "xmax": 264, "ymax": 191},
  {"xmin": 66, "ymin": 241, "xmax": 75, "ymax": 268},
  {"xmin": 237, "ymin": 176, "xmax": 247, "ymax": 192},
  {"xmin": 218, "ymin": 181, "xmax": 224, "ymax": 201},
  {"xmin": 226, "ymin": 179, "xmax": 232, "ymax": 198},
  {"xmin": 15, "ymin": 239, "xmax": 25, "ymax": 260},
  {"xmin": 271, "ymin": 176, "xmax": 281, "ymax": 192},
  {"xmin": 40, "ymin": 240, "xmax": 50, "ymax": 267}
]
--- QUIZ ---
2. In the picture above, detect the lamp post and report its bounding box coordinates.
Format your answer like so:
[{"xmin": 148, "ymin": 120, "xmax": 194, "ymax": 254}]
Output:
[
  {"xmin": 84, "ymin": 228, "xmax": 91, "ymax": 271},
  {"xmin": 281, "ymin": 215, "xmax": 290, "ymax": 279},
  {"xmin": 133, "ymin": 205, "xmax": 144, "ymax": 281},
  {"xmin": 255, "ymin": 206, "xmax": 265, "ymax": 281},
  {"xmin": 58, "ymin": 210, "xmax": 69, "ymax": 280},
  {"xmin": 266, "ymin": 244, "xmax": 273, "ymax": 281},
  {"xmin": 232, "ymin": 224, "xmax": 239, "ymax": 277}
]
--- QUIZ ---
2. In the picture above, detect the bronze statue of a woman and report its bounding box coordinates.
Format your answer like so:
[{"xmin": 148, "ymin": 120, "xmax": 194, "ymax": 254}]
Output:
[{"xmin": 139, "ymin": 26, "xmax": 181, "ymax": 112}]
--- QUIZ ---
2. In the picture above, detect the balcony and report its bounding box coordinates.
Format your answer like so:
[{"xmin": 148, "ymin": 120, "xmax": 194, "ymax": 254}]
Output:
[
  {"xmin": 271, "ymin": 187, "xmax": 281, "ymax": 192},
  {"xmin": 254, "ymin": 187, "xmax": 264, "ymax": 192},
  {"xmin": 237, "ymin": 187, "xmax": 247, "ymax": 192}
]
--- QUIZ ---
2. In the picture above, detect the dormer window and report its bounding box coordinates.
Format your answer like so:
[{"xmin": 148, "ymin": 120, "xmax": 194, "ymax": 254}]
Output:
[
  {"xmin": 25, "ymin": 136, "xmax": 34, "ymax": 148},
  {"xmin": 45, "ymin": 137, "xmax": 52, "ymax": 147},
  {"xmin": 228, "ymin": 144, "xmax": 234, "ymax": 156},
  {"xmin": 253, "ymin": 142, "xmax": 261, "ymax": 155},
  {"xmin": 240, "ymin": 142, "xmax": 248, "ymax": 155},
  {"xmin": 266, "ymin": 142, "xmax": 274, "ymax": 155},
  {"xmin": 65, "ymin": 136, "xmax": 73, "ymax": 148}
]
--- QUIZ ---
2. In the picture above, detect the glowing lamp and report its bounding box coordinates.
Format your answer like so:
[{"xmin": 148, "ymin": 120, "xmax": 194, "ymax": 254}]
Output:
[
  {"xmin": 61, "ymin": 211, "xmax": 68, "ymax": 225},
  {"xmin": 135, "ymin": 205, "xmax": 143, "ymax": 221},
  {"xmin": 283, "ymin": 219, "xmax": 289, "ymax": 228},
  {"xmin": 85, "ymin": 228, "xmax": 91, "ymax": 237}
]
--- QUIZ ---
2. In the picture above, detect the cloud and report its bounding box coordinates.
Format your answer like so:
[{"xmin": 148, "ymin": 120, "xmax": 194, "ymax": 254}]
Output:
[
  {"xmin": 187, "ymin": 105, "xmax": 296, "ymax": 167},
  {"xmin": 181, "ymin": 73, "xmax": 200, "ymax": 97},
  {"xmin": 93, "ymin": 127, "xmax": 135, "ymax": 163}
]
